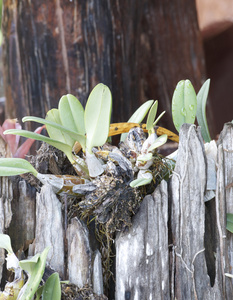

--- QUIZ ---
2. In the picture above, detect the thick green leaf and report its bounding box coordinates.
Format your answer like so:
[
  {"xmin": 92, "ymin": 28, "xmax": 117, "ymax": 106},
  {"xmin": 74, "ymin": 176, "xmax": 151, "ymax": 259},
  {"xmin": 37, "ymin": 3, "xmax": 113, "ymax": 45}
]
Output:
[
  {"xmin": 172, "ymin": 80, "xmax": 197, "ymax": 132},
  {"xmin": 18, "ymin": 247, "xmax": 50, "ymax": 300},
  {"xmin": 148, "ymin": 134, "xmax": 168, "ymax": 152},
  {"xmin": 120, "ymin": 100, "xmax": 154, "ymax": 142},
  {"xmin": 227, "ymin": 213, "xmax": 233, "ymax": 233},
  {"xmin": 0, "ymin": 234, "xmax": 13, "ymax": 253},
  {"xmin": 130, "ymin": 177, "xmax": 152, "ymax": 187},
  {"xmin": 4, "ymin": 129, "xmax": 75, "ymax": 164},
  {"xmin": 85, "ymin": 84, "xmax": 112, "ymax": 153},
  {"xmin": 19, "ymin": 253, "xmax": 40, "ymax": 274},
  {"xmin": 146, "ymin": 100, "xmax": 158, "ymax": 133},
  {"xmin": 45, "ymin": 109, "xmax": 74, "ymax": 146},
  {"xmin": 196, "ymin": 79, "xmax": 211, "ymax": 142},
  {"xmin": 0, "ymin": 158, "xmax": 38, "ymax": 177},
  {"xmin": 42, "ymin": 273, "xmax": 61, "ymax": 300},
  {"xmin": 23, "ymin": 115, "xmax": 86, "ymax": 148},
  {"xmin": 59, "ymin": 94, "xmax": 85, "ymax": 136}
]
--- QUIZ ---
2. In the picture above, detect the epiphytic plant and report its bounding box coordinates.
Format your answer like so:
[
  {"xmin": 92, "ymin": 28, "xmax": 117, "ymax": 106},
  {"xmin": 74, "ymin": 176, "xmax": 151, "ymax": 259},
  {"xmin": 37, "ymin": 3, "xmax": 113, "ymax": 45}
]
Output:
[
  {"xmin": 0, "ymin": 234, "xmax": 62, "ymax": 300},
  {"xmin": 172, "ymin": 79, "xmax": 211, "ymax": 142},
  {"xmin": 4, "ymin": 84, "xmax": 112, "ymax": 178}
]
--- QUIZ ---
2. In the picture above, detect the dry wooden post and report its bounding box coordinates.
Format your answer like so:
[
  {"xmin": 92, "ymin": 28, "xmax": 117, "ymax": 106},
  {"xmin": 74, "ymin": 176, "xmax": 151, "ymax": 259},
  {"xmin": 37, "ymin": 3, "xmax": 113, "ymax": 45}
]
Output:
[
  {"xmin": 217, "ymin": 123, "xmax": 233, "ymax": 297},
  {"xmin": 115, "ymin": 124, "xmax": 233, "ymax": 299},
  {"xmin": 115, "ymin": 180, "xmax": 170, "ymax": 299},
  {"xmin": 169, "ymin": 124, "xmax": 225, "ymax": 299},
  {"xmin": 2, "ymin": 0, "xmax": 208, "ymax": 132}
]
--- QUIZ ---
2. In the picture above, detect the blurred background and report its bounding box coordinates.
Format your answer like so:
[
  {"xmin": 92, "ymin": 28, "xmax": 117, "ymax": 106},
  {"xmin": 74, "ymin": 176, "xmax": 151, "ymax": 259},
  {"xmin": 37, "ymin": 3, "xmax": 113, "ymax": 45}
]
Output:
[{"xmin": 0, "ymin": 0, "xmax": 232, "ymax": 139}]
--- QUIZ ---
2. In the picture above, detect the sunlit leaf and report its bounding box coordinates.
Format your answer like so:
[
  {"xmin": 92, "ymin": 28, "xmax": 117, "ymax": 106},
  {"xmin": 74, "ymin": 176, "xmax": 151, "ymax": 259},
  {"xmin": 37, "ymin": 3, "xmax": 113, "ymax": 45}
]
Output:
[
  {"xmin": 59, "ymin": 94, "xmax": 85, "ymax": 136},
  {"xmin": 0, "ymin": 158, "xmax": 38, "ymax": 177},
  {"xmin": 227, "ymin": 213, "xmax": 233, "ymax": 233},
  {"xmin": 4, "ymin": 129, "xmax": 75, "ymax": 164},
  {"xmin": 19, "ymin": 253, "xmax": 40, "ymax": 274},
  {"xmin": 18, "ymin": 247, "xmax": 50, "ymax": 300},
  {"xmin": 130, "ymin": 177, "xmax": 152, "ymax": 187},
  {"xmin": 14, "ymin": 125, "xmax": 45, "ymax": 158},
  {"xmin": 45, "ymin": 109, "xmax": 73, "ymax": 146},
  {"xmin": 148, "ymin": 134, "xmax": 168, "ymax": 152},
  {"xmin": 146, "ymin": 100, "xmax": 158, "ymax": 133},
  {"xmin": 23, "ymin": 116, "xmax": 86, "ymax": 148},
  {"xmin": 196, "ymin": 79, "xmax": 211, "ymax": 142},
  {"xmin": 42, "ymin": 273, "xmax": 61, "ymax": 300},
  {"xmin": 0, "ymin": 234, "xmax": 13, "ymax": 253},
  {"xmin": 120, "ymin": 100, "xmax": 154, "ymax": 141},
  {"xmin": 153, "ymin": 111, "xmax": 166, "ymax": 126},
  {"xmin": 137, "ymin": 153, "xmax": 153, "ymax": 162},
  {"xmin": 85, "ymin": 84, "xmax": 112, "ymax": 153},
  {"xmin": 172, "ymin": 80, "xmax": 197, "ymax": 132}
]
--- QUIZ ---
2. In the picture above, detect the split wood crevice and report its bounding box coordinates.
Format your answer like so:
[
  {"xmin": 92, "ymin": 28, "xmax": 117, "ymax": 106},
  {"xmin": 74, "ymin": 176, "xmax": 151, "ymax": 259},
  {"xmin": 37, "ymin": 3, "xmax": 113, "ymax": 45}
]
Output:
[{"xmin": 1, "ymin": 123, "xmax": 233, "ymax": 299}]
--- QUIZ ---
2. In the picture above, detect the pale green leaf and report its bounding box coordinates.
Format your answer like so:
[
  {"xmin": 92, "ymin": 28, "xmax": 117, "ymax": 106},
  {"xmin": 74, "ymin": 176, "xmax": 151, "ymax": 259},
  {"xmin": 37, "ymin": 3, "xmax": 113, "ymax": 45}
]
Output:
[
  {"xmin": 120, "ymin": 100, "xmax": 154, "ymax": 142},
  {"xmin": 18, "ymin": 247, "xmax": 50, "ymax": 300},
  {"xmin": 4, "ymin": 129, "xmax": 75, "ymax": 163},
  {"xmin": 148, "ymin": 134, "xmax": 168, "ymax": 152},
  {"xmin": 153, "ymin": 111, "xmax": 166, "ymax": 126},
  {"xmin": 19, "ymin": 253, "xmax": 40, "ymax": 274},
  {"xmin": 23, "ymin": 115, "xmax": 86, "ymax": 148},
  {"xmin": 45, "ymin": 109, "xmax": 74, "ymax": 146},
  {"xmin": 0, "ymin": 158, "xmax": 38, "ymax": 177},
  {"xmin": 137, "ymin": 153, "xmax": 153, "ymax": 162},
  {"xmin": 59, "ymin": 94, "xmax": 85, "ymax": 136},
  {"xmin": 85, "ymin": 84, "xmax": 112, "ymax": 153},
  {"xmin": 130, "ymin": 177, "xmax": 152, "ymax": 187},
  {"xmin": 0, "ymin": 234, "xmax": 13, "ymax": 253},
  {"xmin": 196, "ymin": 79, "xmax": 211, "ymax": 142},
  {"xmin": 42, "ymin": 273, "xmax": 61, "ymax": 300},
  {"xmin": 227, "ymin": 213, "xmax": 233, "ymax": 233},
  {"xmin": 172, "ymin": 80, "xmax": 197, "ymax": 132},
  {"xmin": 146, "ymin": 100, "xmax": 158, "ymax": 133}
]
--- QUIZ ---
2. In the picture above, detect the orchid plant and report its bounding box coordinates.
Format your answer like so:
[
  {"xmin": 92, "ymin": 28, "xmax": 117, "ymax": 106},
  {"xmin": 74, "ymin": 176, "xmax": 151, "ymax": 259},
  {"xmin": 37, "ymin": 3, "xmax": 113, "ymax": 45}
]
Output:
[
  {"xmin": 0, "ymin": 234, "xmax": 63, "ymax": 300},
  {"xmin": 172, "ymin": 79, "xmax": 211, "ymax": 142},
  {"xmin": 4, "ymin": 83, "xmax": 112, "ymax": 178},
  {"xmin": 0, "ymin": 83, "xmax": 176, "ymax": 195}
]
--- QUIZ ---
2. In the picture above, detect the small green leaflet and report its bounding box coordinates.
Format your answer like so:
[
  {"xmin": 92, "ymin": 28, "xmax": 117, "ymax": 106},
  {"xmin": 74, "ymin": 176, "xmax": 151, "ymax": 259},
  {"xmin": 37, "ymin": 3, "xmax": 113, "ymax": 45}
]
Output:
[
  {"xmin": 130, "ymin": 177, "xmax": 152, "ymax": 187},
  {"xmin": 0, "ymin": 158, "xmax": 38, "ymax": 177},
  {"xmin": 41, "ymin": 273, "xmax": 61, "ymax": 300},
  {"xmin": 148, "ymin": 134, "xmax": 168, "ymax": 152},
  {"xmin": 146, "ymin": 101, "xmax": 158, "ymax": 134},
  {"xmin": 45, "ymin": 109, "xmax": 74, "ymax": 147},
  {"xmin": 227, "ymin": 213, "xmax": 233, "ymax": 233},
  {"xmin": 120, "ymin": 100, "xmax": 154, "ymax": 142},
  {"xmin": 85, "ymin": 84, "xmax": 112, "ymax": 153},
  {"xmin": 196, "ymin": 79, "xmax": 211, "ymax": 142},
  {"xmin": 172, "ymin": 80, "xmax": 197, "ymax": 132},
  {"xmin": 19, "ymin": 247, "xmax": 50, "ymax": 300},
  {"xmin": 59, "ymin": 94, "xmax": 85, "ymax": 136},
  {"xmin": 0, "ymin": 233, "xmax": 13, "ymax": 254}
]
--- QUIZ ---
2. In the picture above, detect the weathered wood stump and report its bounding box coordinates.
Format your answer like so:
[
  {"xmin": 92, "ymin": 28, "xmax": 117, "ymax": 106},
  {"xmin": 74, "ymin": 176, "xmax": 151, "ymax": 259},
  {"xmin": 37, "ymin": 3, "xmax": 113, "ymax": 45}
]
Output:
[{"xmin": 1, "ymin": 124, "xmax": 233, "ymax": 299}]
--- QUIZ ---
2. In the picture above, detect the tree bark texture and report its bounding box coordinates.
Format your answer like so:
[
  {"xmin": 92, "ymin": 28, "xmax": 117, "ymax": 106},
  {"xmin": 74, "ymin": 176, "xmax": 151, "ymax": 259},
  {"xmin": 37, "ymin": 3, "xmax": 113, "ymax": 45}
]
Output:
[{"xmin": 2, "ymin": 0, "xmax": 206, "ymax": 132}]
